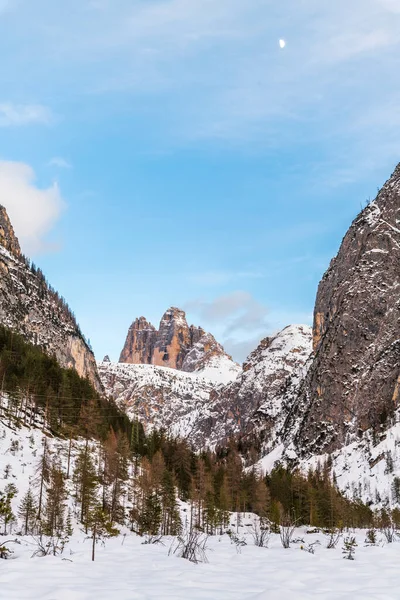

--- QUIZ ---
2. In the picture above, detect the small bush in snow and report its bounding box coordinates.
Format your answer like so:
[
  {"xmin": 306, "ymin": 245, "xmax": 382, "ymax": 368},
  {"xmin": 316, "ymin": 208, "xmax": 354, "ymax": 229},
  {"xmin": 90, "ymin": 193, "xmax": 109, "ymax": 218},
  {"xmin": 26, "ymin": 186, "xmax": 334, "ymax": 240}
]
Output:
[
  {"xmin": 169, "ymin": 530, "xmax": 209, "ymax": 564},
  {"xmin": 326, "ymin": 528, "xmax": 341, "ymax": 549},
  {"xmin": 142, "ymin": 534, "xmax": 164, "ymax": 545},
  {"xmin": 342, "ymin": 535, "xmax": 357, "ymax": 560},
  {"xmin": 279, "ymin": 513, "xmax": 298, "ymax": 549},
  {"xmin": 250, "ymin": 519, "xmax": 270, "ymax": 548},
  {"xmin": 0, "ymin": 539, "xmax": 18, "ymax": 559},
  {"xmin": 227, "ymin": 530, "xmax": 247, "ymax": 553},
  {"xmin": 365, "ymin": 528, "xmax": 378, "ymax": 546},
  {"xmin": 31, "ymin": 533, "xmax": 68, "ymax": 557}
]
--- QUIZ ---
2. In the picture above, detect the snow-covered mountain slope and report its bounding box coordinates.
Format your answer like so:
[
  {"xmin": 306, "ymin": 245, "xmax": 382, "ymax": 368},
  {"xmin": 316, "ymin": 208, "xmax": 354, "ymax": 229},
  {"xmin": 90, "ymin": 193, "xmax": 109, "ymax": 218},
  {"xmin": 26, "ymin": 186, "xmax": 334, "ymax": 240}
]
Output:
[
  {"xmin": 185, "ymin": 325, "xmax": 313, "ymax": 451},
  {"xmin": 98, "ymin": 357, "xmax": 241, "ymax": 444},
  {"xmin": 99, "ymin": 325, "xmax": 311, "ymax": 451},
  {"xmin": 258, "ymin": 410, "xmax": 400, "ymax": 508}
]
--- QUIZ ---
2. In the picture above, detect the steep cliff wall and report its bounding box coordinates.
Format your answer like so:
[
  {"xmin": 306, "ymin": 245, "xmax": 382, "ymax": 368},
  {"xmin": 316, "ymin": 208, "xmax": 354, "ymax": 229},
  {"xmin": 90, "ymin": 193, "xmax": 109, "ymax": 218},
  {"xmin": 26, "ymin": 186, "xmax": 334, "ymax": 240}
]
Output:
[
  {"xmin": 289, "ymin": 164, "xmax": 400, "ymax": 455},
  {"xmin": 0, "ymin": 206, "xmax": 102, "ymax": 391}
]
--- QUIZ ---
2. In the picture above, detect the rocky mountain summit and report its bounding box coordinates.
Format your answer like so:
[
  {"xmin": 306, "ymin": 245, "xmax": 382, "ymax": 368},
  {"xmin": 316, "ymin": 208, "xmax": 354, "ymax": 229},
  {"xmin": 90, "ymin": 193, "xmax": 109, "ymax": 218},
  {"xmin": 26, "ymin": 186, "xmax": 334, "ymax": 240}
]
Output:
[
  {"xmin": 120, "ymin": 307, "xmax": 236, "ymax": 373},
  {"xmin": 0, "ymin": 205, "xmax": 101, "ymax": 391}
]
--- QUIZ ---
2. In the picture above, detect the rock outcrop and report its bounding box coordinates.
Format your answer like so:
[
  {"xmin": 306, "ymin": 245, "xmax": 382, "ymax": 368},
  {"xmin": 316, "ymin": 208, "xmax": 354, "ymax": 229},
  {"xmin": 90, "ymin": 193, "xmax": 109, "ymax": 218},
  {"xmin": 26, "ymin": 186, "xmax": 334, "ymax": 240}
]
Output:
[
  {"xmin": 0, "ymin": 206, "xmax": 21, "ymax": 258},
  {"xmin": 288, "ymin": 164, "xmax": 400, "ymax": 456},
  {"xmin": 0, "ymin": 206, "xmax": 102, "ymax": 391},
  {"xmin": 119, "ymin": 307, "xmax": 235, "ymax": 373},
  {"xmin": 119, "ymin": 317, "xmax": 157, "ymax": 365}
]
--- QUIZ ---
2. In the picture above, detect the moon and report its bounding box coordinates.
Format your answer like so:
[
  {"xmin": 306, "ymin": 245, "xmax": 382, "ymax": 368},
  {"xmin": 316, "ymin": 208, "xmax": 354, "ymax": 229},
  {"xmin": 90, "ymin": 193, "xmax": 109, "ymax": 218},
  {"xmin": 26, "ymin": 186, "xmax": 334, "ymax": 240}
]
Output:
[{"xmin": 279, "ymin": 39, "xmax": 286, "ymax": 49}]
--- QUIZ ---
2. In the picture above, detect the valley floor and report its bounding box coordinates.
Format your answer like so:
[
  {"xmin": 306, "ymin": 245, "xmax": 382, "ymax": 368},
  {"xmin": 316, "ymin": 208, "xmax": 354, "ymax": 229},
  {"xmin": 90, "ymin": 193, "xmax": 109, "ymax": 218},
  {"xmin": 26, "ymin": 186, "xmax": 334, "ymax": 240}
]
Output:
[{"xmin": 1, "ymin": 529, "xmax": 399, "ymax": 600}]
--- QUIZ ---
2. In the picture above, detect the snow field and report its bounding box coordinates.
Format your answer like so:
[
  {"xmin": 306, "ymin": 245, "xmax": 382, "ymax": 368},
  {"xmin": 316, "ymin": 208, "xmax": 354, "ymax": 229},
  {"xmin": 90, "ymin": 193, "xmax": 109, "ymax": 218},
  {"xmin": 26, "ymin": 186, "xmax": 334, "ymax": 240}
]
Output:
[{"xmin": 1, "ymin": 528, "xmax": 400, "ymax": 599}]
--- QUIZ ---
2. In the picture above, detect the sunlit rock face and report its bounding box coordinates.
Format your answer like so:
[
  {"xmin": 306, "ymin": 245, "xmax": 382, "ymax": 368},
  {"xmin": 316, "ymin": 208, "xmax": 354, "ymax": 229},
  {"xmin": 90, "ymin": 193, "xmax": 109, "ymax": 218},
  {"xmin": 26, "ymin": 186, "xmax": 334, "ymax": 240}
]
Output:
[
  {"xmin": 0, "ymin": 205, "xmax": 102, "ymax": 391},
  {"xmin": 119, "ymin": 307, "xmax": 235, "ymax": 373}
]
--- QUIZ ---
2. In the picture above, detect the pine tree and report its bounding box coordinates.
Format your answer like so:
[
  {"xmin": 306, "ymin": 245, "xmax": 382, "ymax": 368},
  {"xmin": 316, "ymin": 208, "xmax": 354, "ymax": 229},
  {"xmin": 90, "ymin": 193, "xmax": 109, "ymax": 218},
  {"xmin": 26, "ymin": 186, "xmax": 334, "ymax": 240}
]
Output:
[
  {"xmin": 342, "ymin": 535, "xmax": 357, "ymax": 560},
  {"xmin": 73, "ymin": 446, "xmax": 98, "ymax": 532},
  {"xmin": 87, "ymin": 506, "xmax": 119, "ymax": 561},
  {"xmin": 34, "ymin": 437, "xmax": 50, "ymax": 521},
  {"xmin": 18, "ymin": 488, "xmax": 37, "ymax": 535},
  {"xmin": 44, "ymin": 461, "xmax": 66, "ymax": 535},
  {"xmin": 0, "ymin": 484, "xmax": 17, "ymax": 534}
]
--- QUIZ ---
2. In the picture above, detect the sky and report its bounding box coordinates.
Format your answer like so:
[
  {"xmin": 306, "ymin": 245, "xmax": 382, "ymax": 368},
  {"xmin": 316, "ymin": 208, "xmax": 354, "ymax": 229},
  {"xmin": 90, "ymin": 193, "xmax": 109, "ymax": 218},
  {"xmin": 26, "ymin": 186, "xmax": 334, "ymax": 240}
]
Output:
[{"xmin": 1, "ymin": 0, "xmax": 400, "ymax": 363}]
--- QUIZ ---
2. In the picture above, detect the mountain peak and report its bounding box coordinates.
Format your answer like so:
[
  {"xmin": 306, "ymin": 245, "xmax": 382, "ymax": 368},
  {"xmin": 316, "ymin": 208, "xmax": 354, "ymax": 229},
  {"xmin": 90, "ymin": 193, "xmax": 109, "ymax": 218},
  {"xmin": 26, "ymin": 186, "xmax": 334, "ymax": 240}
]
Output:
[
  {"xmin": 119, "ymin": 306, "xmax": 232, "ymax": 372},
  {"xmin": 0, "ymin": 205, "xmax": 21, "ymax": 258}
]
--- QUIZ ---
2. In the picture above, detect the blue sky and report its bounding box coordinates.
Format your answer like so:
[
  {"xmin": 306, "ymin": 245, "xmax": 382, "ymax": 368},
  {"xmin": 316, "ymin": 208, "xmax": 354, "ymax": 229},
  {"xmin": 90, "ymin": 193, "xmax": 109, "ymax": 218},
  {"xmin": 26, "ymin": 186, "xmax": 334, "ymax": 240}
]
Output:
[{"xmin": 1, "ymin": 0, "xmax": 400, "ymax": 362}]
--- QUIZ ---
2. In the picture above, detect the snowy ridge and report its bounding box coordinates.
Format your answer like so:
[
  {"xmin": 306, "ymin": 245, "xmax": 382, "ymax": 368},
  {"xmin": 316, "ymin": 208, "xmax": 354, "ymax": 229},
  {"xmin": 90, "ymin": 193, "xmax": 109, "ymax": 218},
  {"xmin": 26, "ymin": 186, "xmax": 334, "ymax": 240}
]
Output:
[{"xmin": 98, "ymin": 358, "xmax": 240, "ymax": 443}]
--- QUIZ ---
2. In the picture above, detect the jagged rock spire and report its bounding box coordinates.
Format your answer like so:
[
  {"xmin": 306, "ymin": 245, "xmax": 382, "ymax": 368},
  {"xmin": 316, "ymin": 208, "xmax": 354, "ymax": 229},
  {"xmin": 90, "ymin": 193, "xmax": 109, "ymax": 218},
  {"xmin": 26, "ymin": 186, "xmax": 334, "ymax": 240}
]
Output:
[
  {"xmin": 0, "ymin": 205, "xmax": 21, "ymax": 257},
  {"xmin": 119, "ymin": 306, "xmax": 230, "ymax": 371}
]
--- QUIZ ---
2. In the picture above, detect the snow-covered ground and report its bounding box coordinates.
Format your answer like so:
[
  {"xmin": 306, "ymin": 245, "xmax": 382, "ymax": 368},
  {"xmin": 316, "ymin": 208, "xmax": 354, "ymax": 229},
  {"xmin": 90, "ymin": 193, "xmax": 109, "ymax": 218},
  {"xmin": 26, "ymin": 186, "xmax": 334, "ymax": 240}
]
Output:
[{"xmin": 2, "ymin": 528, "xmax": 400, "ymax": 599}]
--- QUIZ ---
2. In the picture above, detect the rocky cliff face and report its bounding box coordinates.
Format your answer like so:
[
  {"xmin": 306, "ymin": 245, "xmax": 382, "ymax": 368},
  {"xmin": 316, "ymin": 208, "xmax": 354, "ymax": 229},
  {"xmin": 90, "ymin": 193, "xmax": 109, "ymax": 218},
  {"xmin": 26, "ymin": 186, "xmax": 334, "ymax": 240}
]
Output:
[
  {"xmin": 287, "ymin": 164, "xmax": 400, "ymax": 456},
  {"xmin": 119, "ymin": 307, "xmax": 235, "ymax": 373},
  {"xmin": 0, "ymin": 206, "xmax": 21, "ymax": 258},
  {"xmin": 0, "ymin": 206, "xmax": 102, "ymax": 391},
  {"xmin": 119, "ymin": 317, "xmax": 157, "ymax": 364}
]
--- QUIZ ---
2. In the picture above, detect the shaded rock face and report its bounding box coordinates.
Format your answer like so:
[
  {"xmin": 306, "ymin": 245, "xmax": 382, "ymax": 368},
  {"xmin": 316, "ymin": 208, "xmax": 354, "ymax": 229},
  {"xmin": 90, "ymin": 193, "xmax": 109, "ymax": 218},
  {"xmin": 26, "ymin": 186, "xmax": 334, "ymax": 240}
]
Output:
[
  {"xmin": 0, "ymin": 206, "xmax": 21, "ymax": 258},
  {"xmin": 119, "ymin": 317, "xmax": 157, "ymax": 365},
  {"xmin": 192, "ymin": 325, "xmax": 313, "ymax": 449},
  {"xmin": 290, "ymin": 164, "xmax": 400, "ymax": 456},
  {"xmin": 0, "ymin": 207, "xmax": 102, "ymax": 391},
  {"xmin": 119, "ymin": 307, "xmax": 232, "ymax": 372}
]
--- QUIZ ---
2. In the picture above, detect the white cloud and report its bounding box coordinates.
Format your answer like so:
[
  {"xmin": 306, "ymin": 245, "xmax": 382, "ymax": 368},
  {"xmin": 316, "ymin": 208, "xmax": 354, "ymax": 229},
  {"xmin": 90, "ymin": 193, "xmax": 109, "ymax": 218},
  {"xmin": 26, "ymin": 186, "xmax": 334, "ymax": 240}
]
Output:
[
  {"xmin": 0, "ymin": 161, "xmax": 65, "ymax": 255},
  {"xmin": 186, "ymin": 291, "xmax": 268, "ymax": 329},
  {"xmin": 0, "ymin": 103, "xmax": 52, "ymax": 127},
  {"xmin": 189, "ymin": 270, "xmax": 263, "ymax": 287},
  {"xmin": 48, "ymin": 157, "xmax": 72, "ymax": 169}
]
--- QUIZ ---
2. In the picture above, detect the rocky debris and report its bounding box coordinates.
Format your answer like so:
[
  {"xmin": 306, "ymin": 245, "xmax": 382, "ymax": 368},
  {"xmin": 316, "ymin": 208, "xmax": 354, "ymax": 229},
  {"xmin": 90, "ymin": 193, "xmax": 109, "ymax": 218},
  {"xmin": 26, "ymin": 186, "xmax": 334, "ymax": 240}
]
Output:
[
  {"xmin": 103, "ymin": 355, "xmax": 111, "ymax": 363},
  {"xmin": 287, "ymin": 163, "xmax": 400, "ymax": 456},
  {"xmin": 0, "ymin": 206, "xmax": 102, "ymax": 391},
  {"xmin": 0, "ymin": 206, "xmax": 21, "ymax": 258},
  {"xmin": 119, "ymin": 307, "xmax": 235, "ymax": 373}
]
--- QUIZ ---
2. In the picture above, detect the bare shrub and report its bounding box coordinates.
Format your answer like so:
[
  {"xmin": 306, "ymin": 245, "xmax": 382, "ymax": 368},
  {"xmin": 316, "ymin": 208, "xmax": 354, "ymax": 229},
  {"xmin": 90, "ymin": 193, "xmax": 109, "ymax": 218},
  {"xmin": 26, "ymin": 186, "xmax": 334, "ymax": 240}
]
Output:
[
  {"xmin": 326, "ymin": 528, "xmax": 341, "ymax": 549},
  {"xmin": 227, "ymin": 530, "xmax": 247, "ymax": 554},
  {"xmin": 382, "ymin": 524, "xmax": 397, "ymax": 544},
  {"xmin": 250, "ymin": 519, "xmax": 270, "ymax": 548},
  {"xmin": 142, "ymin": 534, "xmax": 164, "ymax": 545},
  {"xmin": 279, "ymin": 513, "xmax": 298, "ymax": 549},
  {"xmin": 31, "ymin": 534, "xmax": 67, "ymax": 557},
  {"xmin": 169, "ymin": 530, "xmax": 209, "ymax": 564},
  {"xmin": 301, "ymin": 540, "xmax": 320, "ymax": 554}
]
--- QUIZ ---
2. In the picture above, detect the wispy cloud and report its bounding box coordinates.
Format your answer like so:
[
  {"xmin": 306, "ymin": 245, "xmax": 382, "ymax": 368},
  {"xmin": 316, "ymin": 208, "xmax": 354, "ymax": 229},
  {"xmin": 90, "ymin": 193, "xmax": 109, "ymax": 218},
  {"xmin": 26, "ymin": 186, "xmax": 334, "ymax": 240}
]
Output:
[
  {"xmin": 48, "ymin": 157, "xmax": 72, "ymax": 169},
  {"xmin": 189, "ymin": 270, "xmax": 263, "ymax": 287},
  {"xmin": 0, "ymin": 103, "xmax": 52, "ymax": 127},
  {"xmin": 186, "ymin": 291, "xmax": 267, "ymax": 329},
  {"xmin": 0, "ymin": 161, "xmax": 66, "ymax": 254}
]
